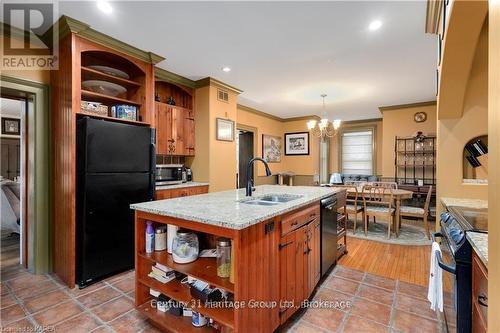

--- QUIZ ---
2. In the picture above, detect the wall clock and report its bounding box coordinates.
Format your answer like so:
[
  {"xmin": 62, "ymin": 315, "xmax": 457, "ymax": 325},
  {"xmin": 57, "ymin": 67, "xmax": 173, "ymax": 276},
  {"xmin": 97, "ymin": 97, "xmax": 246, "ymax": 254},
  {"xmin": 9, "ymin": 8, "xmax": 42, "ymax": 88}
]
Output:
[{"xmin": 414, "ymin": 112, "xmax": 427, "ymax": 123}]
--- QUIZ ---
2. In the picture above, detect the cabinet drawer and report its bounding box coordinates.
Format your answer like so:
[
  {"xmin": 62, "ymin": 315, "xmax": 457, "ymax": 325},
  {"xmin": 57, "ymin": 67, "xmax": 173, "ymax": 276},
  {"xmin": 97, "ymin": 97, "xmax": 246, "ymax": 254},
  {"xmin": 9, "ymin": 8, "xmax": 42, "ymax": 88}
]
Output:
[
  {"xmin": 281, "ymin": 204, "xmax": 320, "ymax": 236},
  {"xmin": 472, "ymin": 253, "xmax": 488, "ymax": 326},
  {"xmin": 155, "ymin": 189, "xmax": 171, "ymax": 200}
]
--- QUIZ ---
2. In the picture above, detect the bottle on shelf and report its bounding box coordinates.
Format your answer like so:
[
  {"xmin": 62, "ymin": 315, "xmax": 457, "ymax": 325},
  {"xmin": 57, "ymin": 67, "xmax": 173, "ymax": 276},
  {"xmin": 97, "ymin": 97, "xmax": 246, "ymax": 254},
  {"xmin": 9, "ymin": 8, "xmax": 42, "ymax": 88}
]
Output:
[{"xmin": 146, "ymin": 221, "xmax": 155, "ymax": 254}]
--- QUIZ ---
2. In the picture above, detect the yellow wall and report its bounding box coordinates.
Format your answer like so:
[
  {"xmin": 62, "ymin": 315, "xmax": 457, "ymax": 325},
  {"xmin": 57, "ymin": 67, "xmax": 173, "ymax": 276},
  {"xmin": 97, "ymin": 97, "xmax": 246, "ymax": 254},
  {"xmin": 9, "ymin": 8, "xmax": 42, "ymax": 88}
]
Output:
[
  {"xmin": 282, "ymin": 120, "xmax": 319, "ymax": 176},
  {"xmin": 330, "ymin": 119, "xmax": 383, "ymax": 175},
  {"xmin": 236, "ymin": 107, "xmax": 320, "ymax": 179},
  {"xmin": 436, "ymin": 19, "xmax": 489, "ymax": 214},
  {"xmin": 488, "ymin": 0, "xmax": 500, "ymax": 329},
  {"xmin": 236, "ymin": 107, "xmax": 285, "ymax": 177},
  {"xmin": 0, "ymin": 35, "xmax": 51, "ymax": 84},
  {"xmin": 381, "ymin": 104, "xmax": 437, "ymax": 177},
  {"xmin": 188, "ymin": 84, "xmax": 239, "ymax": 193}
]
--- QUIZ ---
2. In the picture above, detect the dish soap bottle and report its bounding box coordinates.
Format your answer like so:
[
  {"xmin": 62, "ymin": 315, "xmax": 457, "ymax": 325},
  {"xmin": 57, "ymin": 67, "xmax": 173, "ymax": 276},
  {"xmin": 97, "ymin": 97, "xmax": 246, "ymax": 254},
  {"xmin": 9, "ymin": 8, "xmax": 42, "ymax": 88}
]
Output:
[{"xmin": 146, "ymin": 221, "xmax": 155, "ymax": 254}]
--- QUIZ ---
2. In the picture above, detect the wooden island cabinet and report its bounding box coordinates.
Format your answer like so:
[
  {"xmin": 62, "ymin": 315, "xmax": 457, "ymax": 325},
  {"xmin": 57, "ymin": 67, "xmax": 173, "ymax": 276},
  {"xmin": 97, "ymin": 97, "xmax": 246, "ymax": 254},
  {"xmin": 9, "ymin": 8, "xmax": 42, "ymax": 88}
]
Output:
[{"xmin": 131, "ymin": 186, "xmax": 340, "ymax": 333}]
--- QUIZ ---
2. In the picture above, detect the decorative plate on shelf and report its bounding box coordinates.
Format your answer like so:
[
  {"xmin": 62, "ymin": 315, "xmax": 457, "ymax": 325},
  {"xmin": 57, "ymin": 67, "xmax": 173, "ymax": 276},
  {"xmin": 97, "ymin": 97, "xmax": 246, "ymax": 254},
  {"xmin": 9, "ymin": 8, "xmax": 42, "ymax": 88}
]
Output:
[
  {"xmin": 87, "ymin": 65, "xmax": 130, "ymax": 79},
  {"xmin": 82, "ymin": 80, "xmax": 127, "ymax": 97},
  {"xmin": 414, "ymin": 112, "xmax": 427, "ymax": 123}
]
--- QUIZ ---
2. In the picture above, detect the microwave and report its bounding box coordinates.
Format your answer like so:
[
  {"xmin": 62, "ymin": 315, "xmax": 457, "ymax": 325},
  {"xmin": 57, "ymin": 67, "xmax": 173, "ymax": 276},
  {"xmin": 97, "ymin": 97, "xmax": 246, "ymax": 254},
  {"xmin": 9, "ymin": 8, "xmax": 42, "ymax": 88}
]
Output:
[{"xmin": 156, "ymin": 164, "xmax": 186, "ymax": 185}]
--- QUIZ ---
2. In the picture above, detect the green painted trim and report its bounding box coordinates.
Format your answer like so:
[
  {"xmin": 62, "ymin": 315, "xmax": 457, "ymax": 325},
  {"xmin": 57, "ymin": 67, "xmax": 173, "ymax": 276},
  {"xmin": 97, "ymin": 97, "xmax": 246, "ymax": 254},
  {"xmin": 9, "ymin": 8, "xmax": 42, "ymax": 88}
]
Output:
[
  {"xmin": 44, "ymin": 15, "xmax": 165, "ymax": 64},
  {"xmin": 379, "ymin": 100, "xmax": 437, "ymax": 112},
  {"xmin": 195, "ymin": 77, "xmax": 243, "ymax": 94},
  {"xmin": 237, "ymin": 103, "xmax": 320, "ymax": 122},
  {"xmin": 155, "ymin": 67, "xmax": 196, "ymax": 89},
  {"xmin": 1, "ymin": 75, "xmax": 51, "ymax": 274}
]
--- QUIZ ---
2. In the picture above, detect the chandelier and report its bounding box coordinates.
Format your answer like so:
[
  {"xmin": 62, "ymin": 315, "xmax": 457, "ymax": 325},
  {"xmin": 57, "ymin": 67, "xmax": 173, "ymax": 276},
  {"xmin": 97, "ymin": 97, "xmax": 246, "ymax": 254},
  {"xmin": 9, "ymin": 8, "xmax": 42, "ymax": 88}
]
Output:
[{"xmin": 307, "ymin": 94, "xmax": 342, "ymax": 138}]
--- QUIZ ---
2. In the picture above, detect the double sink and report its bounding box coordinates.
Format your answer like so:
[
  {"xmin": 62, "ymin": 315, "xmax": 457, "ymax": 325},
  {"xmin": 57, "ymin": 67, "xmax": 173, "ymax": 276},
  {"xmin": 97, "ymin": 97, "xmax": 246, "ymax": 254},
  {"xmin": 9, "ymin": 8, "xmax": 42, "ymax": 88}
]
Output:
[{"xmin": 240, "ymin": 194, "xmax": 303, "ymax": 206}]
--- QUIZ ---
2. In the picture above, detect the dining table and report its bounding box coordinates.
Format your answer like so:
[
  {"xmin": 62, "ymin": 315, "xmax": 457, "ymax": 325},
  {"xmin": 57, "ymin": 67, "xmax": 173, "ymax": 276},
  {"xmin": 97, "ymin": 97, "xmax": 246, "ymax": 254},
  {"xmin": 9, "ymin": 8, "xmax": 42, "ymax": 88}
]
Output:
[{"xmin": 343, "ymin": 187, "xmax": 414, "ymax": 236}]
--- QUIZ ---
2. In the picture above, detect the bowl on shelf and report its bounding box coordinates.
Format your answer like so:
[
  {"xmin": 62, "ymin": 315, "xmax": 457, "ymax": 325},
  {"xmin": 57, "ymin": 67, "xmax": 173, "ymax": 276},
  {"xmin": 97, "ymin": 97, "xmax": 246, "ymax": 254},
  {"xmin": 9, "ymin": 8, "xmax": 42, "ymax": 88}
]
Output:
[
  {"xmin": 87, "ymin": 65, "xmax": 130, "ymax": 79},
  {"xmin": 82, "ymin": 80, "xmax": 127, "ymax": 97}
]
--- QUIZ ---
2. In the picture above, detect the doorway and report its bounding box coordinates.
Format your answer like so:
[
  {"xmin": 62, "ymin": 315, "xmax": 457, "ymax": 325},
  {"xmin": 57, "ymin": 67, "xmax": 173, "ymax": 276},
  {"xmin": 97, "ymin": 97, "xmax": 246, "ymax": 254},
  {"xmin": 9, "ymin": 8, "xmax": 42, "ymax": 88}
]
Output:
[
  {"xmin": 237, "ymin": 129, "xmax": 255, "ymax": 189},
  {"xmin": 0, "ymin": 96, "xmax": 26, "ymax": 273}
]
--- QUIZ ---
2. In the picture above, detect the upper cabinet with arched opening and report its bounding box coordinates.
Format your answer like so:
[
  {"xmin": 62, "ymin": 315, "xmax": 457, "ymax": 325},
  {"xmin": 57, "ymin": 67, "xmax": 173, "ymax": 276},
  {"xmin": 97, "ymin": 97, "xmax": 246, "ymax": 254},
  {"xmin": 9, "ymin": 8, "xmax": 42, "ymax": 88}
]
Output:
[{"xmin": 463, "ymin": 135, "xmax": 488, "ymax": 181}]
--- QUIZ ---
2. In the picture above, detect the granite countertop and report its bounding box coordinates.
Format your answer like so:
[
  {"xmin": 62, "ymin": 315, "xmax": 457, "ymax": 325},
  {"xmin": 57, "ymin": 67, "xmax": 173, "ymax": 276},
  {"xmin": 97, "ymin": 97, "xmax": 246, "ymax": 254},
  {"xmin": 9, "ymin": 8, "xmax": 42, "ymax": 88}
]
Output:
[
  {"xmin": 466, "ymin": 232, "xmax": 488, "ymax": 267},
  {"xmin": 441, "ymin": 197, "xmax": 488, "ymax": 210},
  {"xmin": 132, "ymin": 185, "xmax": 341, "ymax": 230},
  {"xmin": 156, "ymin": 182, "xmax": 209, "ymax": 191}
]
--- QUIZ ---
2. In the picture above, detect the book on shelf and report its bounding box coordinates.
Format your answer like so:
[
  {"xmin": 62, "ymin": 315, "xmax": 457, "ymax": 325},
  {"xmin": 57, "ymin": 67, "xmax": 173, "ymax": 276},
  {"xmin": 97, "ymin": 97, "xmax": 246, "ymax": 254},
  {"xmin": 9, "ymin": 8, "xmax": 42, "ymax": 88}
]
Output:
[{"xmin": 148, "ymin": 270, "xmax": 175, "ymax": 284}]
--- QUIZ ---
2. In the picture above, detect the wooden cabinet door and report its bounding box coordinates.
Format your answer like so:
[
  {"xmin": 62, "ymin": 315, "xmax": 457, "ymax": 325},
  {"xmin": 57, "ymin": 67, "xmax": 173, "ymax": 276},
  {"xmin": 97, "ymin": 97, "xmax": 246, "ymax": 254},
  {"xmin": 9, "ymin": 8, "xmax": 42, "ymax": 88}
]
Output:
[
  {"xmin": 307, "ymin": 218, "xmax": 321, "ymax": 295},
  {"xmin": 155, "ymin": 102, "xmax": 172, "ymax": 155},
  {"xmin": 155, "ymin": 189, "xmax": 171, "ymax": 200},
  {"xmin": 184, "ymin": 109, "xmax": 195, "ymax": 156},
  {"xmin": 279, "ymin": 225, "xmax": 308, "ymax": 324},
  {"xmin": 170, "ymin": 107, "xmax": 185, "ymax": 155}
]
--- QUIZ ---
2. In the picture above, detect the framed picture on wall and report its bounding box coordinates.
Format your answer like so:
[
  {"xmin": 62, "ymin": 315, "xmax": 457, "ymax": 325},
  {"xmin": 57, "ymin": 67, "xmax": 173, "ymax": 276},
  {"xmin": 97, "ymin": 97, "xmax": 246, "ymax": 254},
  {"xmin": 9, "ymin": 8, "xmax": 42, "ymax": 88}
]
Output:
[
  {"xmin": 285, "ymin": 132, "xmax": 309, "ymax": 155},
  {"xmin": 216, "ymin": 118, "xmax": 234, "ymax": 141},
  {"xmin": 262, "ymin": 134, "xmax": 281, "ymax": 163},
  {"xmin": 1, "ymin": 117, "xmax": 20, "ymax": 136}
]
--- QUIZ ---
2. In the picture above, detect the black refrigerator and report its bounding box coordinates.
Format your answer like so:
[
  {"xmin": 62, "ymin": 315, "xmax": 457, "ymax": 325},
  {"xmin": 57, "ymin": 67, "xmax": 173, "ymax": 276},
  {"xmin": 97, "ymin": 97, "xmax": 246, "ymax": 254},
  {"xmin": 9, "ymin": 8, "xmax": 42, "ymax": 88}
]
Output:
[{"xmin": 76, "ymin": 117, "xmax": 155, "ymax": 288}]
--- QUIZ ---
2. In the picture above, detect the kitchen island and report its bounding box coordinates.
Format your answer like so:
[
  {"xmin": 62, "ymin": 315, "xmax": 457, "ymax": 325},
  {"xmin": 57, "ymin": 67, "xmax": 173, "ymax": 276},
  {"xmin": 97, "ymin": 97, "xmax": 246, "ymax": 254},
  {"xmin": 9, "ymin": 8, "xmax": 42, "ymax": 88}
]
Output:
[{"xmin": 131, "ymin": 185, "xmax": 343, "ymax": 333}]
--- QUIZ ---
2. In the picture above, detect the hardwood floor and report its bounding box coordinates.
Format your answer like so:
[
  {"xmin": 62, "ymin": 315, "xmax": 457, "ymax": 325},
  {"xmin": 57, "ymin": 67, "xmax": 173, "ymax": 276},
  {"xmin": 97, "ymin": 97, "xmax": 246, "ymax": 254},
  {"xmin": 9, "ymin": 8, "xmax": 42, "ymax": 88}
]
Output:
[
  {"xmin": 339, "ymin": 236, "xmax": 453, "ymax": 292},
  {"xmin": 1, "ymin": 232, "xmax": 20, "ymax": 272}
]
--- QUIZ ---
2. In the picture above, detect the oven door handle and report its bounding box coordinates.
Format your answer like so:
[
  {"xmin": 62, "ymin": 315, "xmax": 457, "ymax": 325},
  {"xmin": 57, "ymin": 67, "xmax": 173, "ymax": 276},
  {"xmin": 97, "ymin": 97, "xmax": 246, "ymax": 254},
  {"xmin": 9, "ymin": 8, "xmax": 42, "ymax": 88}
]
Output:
[{"xmin": 431, "ymin": 232, "xmax": 457, "ymax": 275}]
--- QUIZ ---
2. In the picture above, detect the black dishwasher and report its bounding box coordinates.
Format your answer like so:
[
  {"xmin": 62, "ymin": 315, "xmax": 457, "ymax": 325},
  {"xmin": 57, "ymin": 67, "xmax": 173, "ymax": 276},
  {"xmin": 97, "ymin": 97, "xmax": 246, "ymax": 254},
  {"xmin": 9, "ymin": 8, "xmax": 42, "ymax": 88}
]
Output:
[{"xmin": 320, "ymin": 195, "xmax": 337, "ymax": 277}]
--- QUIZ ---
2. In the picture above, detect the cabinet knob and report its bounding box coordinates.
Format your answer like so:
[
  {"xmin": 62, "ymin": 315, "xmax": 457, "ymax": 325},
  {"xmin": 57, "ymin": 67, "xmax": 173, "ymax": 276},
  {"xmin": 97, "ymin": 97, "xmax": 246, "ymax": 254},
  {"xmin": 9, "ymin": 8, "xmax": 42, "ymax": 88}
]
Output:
[{"xmin": 478, "ymin": 294, "xmax": 488, "ymax": 307}]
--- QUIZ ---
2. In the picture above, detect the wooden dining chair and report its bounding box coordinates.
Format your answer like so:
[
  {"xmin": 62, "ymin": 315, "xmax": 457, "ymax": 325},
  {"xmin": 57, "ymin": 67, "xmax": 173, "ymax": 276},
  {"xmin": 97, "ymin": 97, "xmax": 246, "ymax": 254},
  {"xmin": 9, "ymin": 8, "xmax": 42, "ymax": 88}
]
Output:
[
  {"xmin": 399, "ymin": 186, "xmax": 433, "ymax": 239},
  {"xmin": 361, "ymin": 184, "xmax": 395, "ymax": 238},
  {"xmin": 335, "ymin": 185, "xmax": 365, "ymax": 234}
]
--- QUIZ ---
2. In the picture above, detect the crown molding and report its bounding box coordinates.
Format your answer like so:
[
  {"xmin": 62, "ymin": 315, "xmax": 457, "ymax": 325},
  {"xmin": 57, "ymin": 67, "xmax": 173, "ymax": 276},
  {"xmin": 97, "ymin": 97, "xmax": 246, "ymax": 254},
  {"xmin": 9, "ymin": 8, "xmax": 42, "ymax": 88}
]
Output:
[
  {"xmin": 237, "ymin": 104, "xmax": 321, "ymax": 123},
  {"xmin": 342, "ymin": 117, "xmax": 383, "ymax": 124},
  {"xmin": 379, "ymin": 101, "xmax": 437, "ymax": 112},
  {"xmin": 44, "ymin": 15, "xmax": 165, "ymax": 65},
  {"xmin": 154, "ymin": 67, "xmax": 196, "ymax": 89},
  {"xmin": 195, "ymin": 77, "xmax": 243, "ymax": 94},
  {"xmin": 425, "ymin": 0, "xmax": 443, "ymax": 34}
]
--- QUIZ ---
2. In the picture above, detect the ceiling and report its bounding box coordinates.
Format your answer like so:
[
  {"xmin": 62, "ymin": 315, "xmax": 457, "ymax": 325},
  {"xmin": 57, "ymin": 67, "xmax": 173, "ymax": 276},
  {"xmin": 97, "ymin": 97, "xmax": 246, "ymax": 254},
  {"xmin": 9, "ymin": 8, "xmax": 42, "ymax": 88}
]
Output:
[{"xmin": 56, "ymin": 1, "xmax": 437, "ymax": 120}]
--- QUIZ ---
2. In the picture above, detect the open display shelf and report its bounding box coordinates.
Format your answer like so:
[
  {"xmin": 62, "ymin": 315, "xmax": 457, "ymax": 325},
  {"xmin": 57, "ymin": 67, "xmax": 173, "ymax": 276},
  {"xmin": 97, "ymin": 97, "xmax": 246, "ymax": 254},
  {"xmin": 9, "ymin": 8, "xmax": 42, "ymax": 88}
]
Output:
[
  {"xmin": 138, "ymin": 276, "xmax": 235, "ymax": 329},
  {"xmin": 81, "ymin": 90, "xmax": 142, "ymax": 106},
  {"xmin": 81, "ymin": 66, "xmax": 142, "ymax": 89},
  {"xmin": 76, "ymin": 111, "xmax": 150, "ymax": 126},
  {"xmin": 139, "ymin": 252, "xmax": 234, "ymax": 293},
  {"xmin": 395, "ymin": 135, "xmax": 436, "ymax": 186},
  {"xmin": 137, "ymin": 302, "xmax": 217, "ymax": 333}
]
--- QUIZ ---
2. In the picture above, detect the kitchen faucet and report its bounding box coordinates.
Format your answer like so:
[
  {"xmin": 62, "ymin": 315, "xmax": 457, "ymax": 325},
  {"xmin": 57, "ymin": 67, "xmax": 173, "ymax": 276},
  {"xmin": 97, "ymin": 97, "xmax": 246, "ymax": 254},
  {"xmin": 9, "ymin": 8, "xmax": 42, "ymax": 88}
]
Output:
[{"xmin": 246, "ymin": 157, "xmax": 272, "ymax": 196}]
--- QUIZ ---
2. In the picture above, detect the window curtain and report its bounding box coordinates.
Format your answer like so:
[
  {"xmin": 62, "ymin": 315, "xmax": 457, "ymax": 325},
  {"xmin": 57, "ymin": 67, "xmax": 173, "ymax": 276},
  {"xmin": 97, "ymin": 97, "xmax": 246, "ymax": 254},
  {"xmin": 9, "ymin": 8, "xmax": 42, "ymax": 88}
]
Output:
[{"xmin": 341, "ymin": 130, "xmax": 374, "ymax": 175}]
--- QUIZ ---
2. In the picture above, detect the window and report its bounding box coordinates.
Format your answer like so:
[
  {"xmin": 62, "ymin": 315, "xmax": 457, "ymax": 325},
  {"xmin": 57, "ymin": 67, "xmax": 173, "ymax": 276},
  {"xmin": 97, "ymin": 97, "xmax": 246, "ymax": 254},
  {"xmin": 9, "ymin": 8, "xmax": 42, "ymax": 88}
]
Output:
[{"xmin": 341, "ymin": 129, "xmax": 374, "ymax": 175}]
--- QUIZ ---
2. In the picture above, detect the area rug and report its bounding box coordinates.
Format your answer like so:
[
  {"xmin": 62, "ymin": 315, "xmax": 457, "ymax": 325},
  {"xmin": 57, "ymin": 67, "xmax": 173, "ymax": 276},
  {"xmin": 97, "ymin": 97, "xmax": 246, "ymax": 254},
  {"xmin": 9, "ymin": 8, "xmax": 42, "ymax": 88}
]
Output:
[{"xmin": 345, "ymin": 218, "xmax": 432, "ymax": 246}]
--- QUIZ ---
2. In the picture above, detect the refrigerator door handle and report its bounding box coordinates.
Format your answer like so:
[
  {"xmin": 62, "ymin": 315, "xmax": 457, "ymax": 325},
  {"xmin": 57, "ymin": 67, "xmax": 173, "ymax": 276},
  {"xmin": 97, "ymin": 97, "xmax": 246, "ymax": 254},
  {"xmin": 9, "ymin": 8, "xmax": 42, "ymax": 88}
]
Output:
[{"xmin": 149, "ymin": 141, "xmax": 156, "ymax": 201}]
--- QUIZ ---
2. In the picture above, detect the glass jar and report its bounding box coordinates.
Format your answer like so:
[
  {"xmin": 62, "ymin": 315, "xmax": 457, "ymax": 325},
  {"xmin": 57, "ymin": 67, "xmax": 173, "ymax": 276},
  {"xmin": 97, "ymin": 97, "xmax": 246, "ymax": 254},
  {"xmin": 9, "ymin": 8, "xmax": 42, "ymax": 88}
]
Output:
[
  {"xmin": 172, "ymin": 231, "xmax": 199, "ymax": 264},
  {"xmin": 216, "ymin": 238, "xmax": 231, "ymax": 278}
]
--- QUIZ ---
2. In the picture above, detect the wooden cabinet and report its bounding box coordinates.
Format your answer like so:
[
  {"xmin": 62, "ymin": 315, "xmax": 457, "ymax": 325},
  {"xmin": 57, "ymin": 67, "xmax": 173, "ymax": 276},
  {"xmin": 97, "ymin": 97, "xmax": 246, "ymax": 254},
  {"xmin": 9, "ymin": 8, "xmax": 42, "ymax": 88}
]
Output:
[
  {"xmin": 472, "ymin": 252, "xmax": 488, "ymax": 332},
  {"xmin": 279, "ymin": 203, "xmax": 321, "ymax": 324},
  {"xmin": 155, "ymin": 185, "xmax": 208, "ymax": 200},
  {"xmin": 155, "ymin": 102, "xmax": 195, "ymax": 156}
]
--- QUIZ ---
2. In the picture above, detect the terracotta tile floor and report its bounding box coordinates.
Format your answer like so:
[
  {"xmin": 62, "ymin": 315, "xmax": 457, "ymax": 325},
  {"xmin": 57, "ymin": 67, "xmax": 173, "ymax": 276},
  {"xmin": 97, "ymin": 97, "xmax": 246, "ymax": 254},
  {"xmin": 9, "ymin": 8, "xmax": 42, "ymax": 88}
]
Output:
[
  {"xmin": 0, "ymin": 264, "xmax": 453, "ymax": 333},
  {"xmin": 288, "ymin": 265, "xmax": 455, "ymax": 333}
]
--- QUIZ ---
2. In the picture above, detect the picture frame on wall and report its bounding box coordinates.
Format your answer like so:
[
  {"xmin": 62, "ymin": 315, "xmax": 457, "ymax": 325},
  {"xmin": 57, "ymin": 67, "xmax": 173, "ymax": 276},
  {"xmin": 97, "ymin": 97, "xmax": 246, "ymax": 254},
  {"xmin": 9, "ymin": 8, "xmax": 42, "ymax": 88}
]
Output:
[
  {"xmin": 262, "ymin": 134, "xmax": 281, "ymax": 163},
  {"xmin": 1, "ymin": 117, "xmax": 21, "ymax": 136},
  {"xmin": 216, "ymin": 118, "xmax": 234, "ymax": 141},
  {"xmin": 285, "ymin": 132, "xmax": 309, "ymax": 156}
]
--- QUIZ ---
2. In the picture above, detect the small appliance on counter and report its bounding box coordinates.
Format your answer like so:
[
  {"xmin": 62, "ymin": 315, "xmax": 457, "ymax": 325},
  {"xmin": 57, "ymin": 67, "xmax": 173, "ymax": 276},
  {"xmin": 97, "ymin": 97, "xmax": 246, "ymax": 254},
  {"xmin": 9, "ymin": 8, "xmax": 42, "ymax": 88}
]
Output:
[
  {"xmin": 186, "ymin": 167, "xmax": 193, "ymax": 182},
  {"xmin": 156, "ymin": 164, "xmax": 185, "ymax": 185}
]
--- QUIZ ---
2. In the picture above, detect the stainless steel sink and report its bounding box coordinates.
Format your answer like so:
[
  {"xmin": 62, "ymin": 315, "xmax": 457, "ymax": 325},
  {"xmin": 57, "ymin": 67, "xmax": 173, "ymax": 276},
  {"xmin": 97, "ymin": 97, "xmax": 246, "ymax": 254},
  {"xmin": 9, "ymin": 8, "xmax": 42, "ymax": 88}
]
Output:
[
  {"xmin": 242, "ymin": 200, "xmax": 280, "ymax": 206},
  {"xmin": 259, "ymin": 194, "xmax": 303, "ymax": 203},
  {"xmin": 240, "ymin": 194, "xmax": 303, "ymax": 206}
]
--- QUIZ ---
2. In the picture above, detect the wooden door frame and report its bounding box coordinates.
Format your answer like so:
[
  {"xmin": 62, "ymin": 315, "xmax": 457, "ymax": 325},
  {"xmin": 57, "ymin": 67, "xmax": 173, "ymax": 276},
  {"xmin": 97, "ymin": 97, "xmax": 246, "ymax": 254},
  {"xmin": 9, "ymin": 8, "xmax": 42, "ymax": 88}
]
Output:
[{"xmin": 1, "ymin": 75, "xmax": 51, "ymax": 274}]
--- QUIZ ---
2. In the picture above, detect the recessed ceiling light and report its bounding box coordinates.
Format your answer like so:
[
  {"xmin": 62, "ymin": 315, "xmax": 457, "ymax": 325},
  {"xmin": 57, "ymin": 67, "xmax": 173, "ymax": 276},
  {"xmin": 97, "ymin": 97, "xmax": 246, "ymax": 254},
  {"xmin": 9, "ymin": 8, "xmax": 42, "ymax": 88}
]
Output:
[
  {"xmin": 221, "ymin": 67, "xmax": 231, "ymax": 72},
  {"xmin": 368, "ymin": 20, "xmax": 382, "ymax": 31},
  {"xmin": 97, "ymin": 1, "xmax": 113, "ymax": 14}
]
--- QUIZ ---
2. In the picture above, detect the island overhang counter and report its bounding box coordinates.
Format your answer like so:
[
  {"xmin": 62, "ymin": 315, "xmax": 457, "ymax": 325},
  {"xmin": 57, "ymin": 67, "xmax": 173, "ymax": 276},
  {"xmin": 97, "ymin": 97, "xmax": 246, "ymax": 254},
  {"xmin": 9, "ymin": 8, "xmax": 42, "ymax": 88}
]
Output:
[{"xmin": 131, "ymin": 185, "xmax": 344, "ymax": 333}]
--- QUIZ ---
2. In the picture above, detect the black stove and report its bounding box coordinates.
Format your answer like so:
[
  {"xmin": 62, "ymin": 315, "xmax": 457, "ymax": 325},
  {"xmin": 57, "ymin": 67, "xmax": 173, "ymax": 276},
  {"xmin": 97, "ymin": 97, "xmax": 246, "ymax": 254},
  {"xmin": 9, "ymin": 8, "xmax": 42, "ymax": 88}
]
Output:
[{"xmin": 434, "ymin": 206, "xmax": 488, "ymax": 333}]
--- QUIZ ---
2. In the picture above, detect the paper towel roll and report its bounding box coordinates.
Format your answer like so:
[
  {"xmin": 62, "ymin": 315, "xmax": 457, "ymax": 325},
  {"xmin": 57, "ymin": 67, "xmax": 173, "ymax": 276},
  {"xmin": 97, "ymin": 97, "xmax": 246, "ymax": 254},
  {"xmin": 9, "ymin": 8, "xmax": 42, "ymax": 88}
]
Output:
[{"xmin": 167, "ymin": 224, "xmax": 178, "ymax": 254}]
